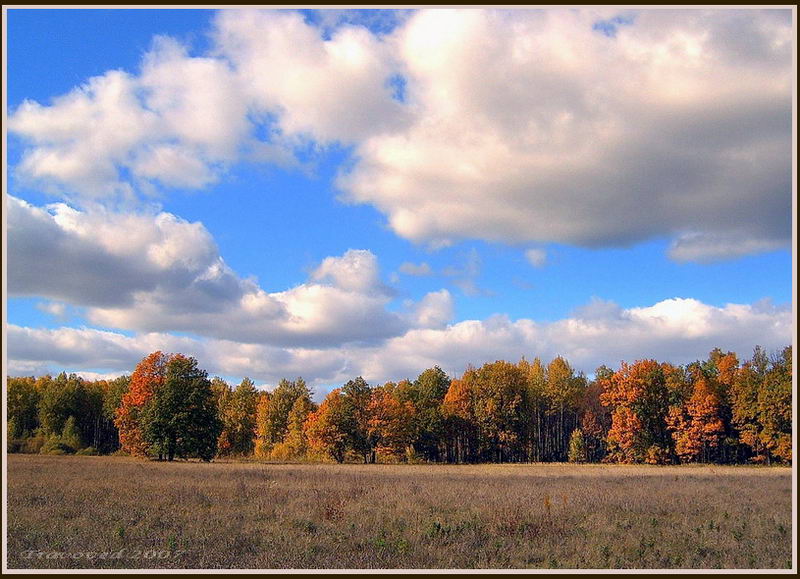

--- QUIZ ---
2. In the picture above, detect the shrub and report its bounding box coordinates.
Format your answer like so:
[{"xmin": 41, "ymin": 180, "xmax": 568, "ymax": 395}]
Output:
[
  {"xmin": 39, "ymin": 438, "xmax": 76, "ymax": 455},
  {"xmin": 76, "ymin": 447, "xmax": 99, "ymax": 456},
  {"xmin": 7, "ymin": 438, "xmax": 25, "ymax": 453},
  {"xmin": 404, "ymin": 446, "xmax": 423, "ymax": 464},
  {"xmin": 60, "ymin": 416, "xmax": 83, "ymax": 451},
  {"xmin": 270, "ymin": 442, "xmax": 293, "ymax": 461},
  {"xmin": 644, "ymin": 445, "xmax": 671, "ymax": 465},
  {"xmin": 22, "ymin": 434, "xmax": 48, "ymax": 454}
]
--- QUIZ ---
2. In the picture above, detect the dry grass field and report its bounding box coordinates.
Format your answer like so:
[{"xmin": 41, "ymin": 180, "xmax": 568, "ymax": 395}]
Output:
[{"xmin": 5, "ymin": 454, "xmax": 793, "ymax": 570}]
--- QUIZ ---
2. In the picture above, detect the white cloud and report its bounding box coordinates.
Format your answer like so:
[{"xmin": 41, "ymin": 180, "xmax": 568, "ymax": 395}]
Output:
[
  {"xmin": 139, "ymin": 36, "xmax": 249, "ymax": 160},
  {"xmin": 7, "ymin": 49, "xmax": 245, "ymax": 200},
  {"xmin": 7, "ymin": 195, "xmax": 234, "ymax": 308},
  {"xmin": 353, "ymin": 297, "xmax": 793, "ymax": 383},
  {"xmin": 667, "ymin": 231, "xmax": 787, "ymax": 263},
  {"xmin": 8, "ymin": 196, "xmax": 453, "ymax": 348},
  {"xmin": 8, "ymin": 297, "xmax": 791, "ymax": 394},
  {"xmin": 411, "ymin": 289, "xmax": 454, "ymax": 329},
  {"xmin": 36, "ymin": 301, "xmax": 68, "ymax": 319},
  {"xmin": 8, "ymin": 10, "xmax": 790, "ymax": 261},
  {"xmin": 9, "ymin": 70, "xmax": 155, "ymax": 200},
  {"xmin": 5, "ymin": 324, "xmax": 349, "ymax": 394},
  {"xmin": 212, "ymin": 9, "xmax": 409, "ymax": 144},
  {"xmin": 398, "ymin": 261, "xmax": 433, "ymax": 276},
  {"xmin": 311, "ymin": 249, "xmax": 391, "ymax": 295},
  {"xmin": 337, "ymin": 9, "xmax": 791, "ymax": 260},
  {"xmin": 525, "ymin": 248, "xmax": 547, "ymax": 268}
]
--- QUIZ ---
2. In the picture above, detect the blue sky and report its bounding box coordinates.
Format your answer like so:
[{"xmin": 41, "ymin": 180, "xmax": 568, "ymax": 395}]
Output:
[{"xmin": 5, "ymin": 8, "xmax": 793, "ymax": 394}]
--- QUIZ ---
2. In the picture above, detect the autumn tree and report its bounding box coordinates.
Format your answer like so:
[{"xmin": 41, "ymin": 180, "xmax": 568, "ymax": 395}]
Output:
[
  {"xmin": 305, "ymin": 389, "xmax": 349, "ymax": 462},
  {"xmin": 6, "ymin": 343, "xmax": 790, "ymax": 465},
  {"xmin": 442, "ymin": 370, "xmax": 480, "ymax": 463},
  {"xmin": 667, "ymin": 372, "xmax": 725, "ymax": 463},
  {"xmin": 469, "ymin": 360, "xmax": 530, "ymax": 462},
  {"xmin": 578, "ymin": 370, "xmax": 612, "ymax": 462},
  {"xmin": 729, "ymin": 346, "xmax": 791, "ymax": 464},
  {"xmin": 520, "ymin": 357, "xmax": 547, "ymax": 461},
  {"xmin": 368, "ymin": 382, "xmax": 416, "ymax": 460},
  {"xmin": 273, "ymin": 395, "xmax": 316, "ymax": 460},
  {"xmin": 543, "ymin": 357, "xmax": 586, "ymax": 461},
  {"xmin": 755, "ymin": 346, "xmax": 792, "ymax": 463},
  {"xmin": 600, "ymin": 360, "xmax": 674, "ymax": 464},
  {"xmin": 116, "ymin": 351, "xmax": 169, "ymax": 457},
  {"xmin": 253, "ymin": 392, "xmax": 272, "ymax": 458}
]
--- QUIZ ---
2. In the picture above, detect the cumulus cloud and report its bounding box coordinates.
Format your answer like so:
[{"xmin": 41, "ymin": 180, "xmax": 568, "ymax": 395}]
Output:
[
  {"xmin": 7, "ymin": 196, "xmax": 452, "ymax": 348},
  {"xmin": 354, "ymin": 297, "xmax": 793, "ymax": 383},
  {"xmin": 8, "ymin": 297, "xmax": 791, "ymax": 394},
  {"xmin": 337, "ymin": 9, "xmax": 792, "ymax": 261},
  {"xmin": 7, "ymin": 37, "xmax": 252, "ymax": 201},
  {"xmin": 7, "ymin": 195, "xmax": 238, "ymax": 308},
  {"xmin": 9, "ymin": 70, "xmax": 154, "ymax": 201},
  {"xmin": 212, "ymin": 9, "xmax": 409, "ymax": 144},
  {"xmin": 410, "ymin": 289, "xmax": 454, "ymax": 329},
  {"xmin": 5, "ymin": 325, "xmax": 349, "ymax": 394},
  {"xmin": 311, "ymin": 249, "xmax": 392, "ymax": 296},
  {"xmin": 8, "ymin": 9, "xmax": 790, "ymax": 261}
]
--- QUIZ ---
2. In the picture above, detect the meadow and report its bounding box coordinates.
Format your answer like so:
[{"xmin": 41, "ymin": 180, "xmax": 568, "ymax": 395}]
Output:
[{"xmin": 5, "ymin": 454, "xmax": 793, "ymax": 570}]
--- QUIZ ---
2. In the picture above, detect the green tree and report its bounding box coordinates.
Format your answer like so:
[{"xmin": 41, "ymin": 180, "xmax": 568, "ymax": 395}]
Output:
[
  {"xmin": 409, "ymin": 367, "xmax": 451, "ymax": 461},
  {"xmin": 521, "ymin": 357, "xmax": 547, "ymax": 461},
  {"xmin": 259, "ymin": 378, "xmax": 313, "ymax": 453},
  {"xmin": 471, "ymin": 360, "xmax": 529, "ymax": 462},
  {"xmin": 140, "ymin": 355, "xmax": 222, "ymax": 461},
  {"xmin": 7, "ymin": 377, "xmax": 40, "ymax": 438},
  {"xmin": 218, "ymin": 377, "xmax": 259, "ymax": 456},
  {"xmin": 341, "ymin": 377, "xmax": 374, "ymax": 463},
  {"xmin": 544, "ymin": 357, "xmax": 586, "ymax": 461},
  {"xmin": 38, "ymin": 373, "xmax": 106, "ymax": 450},
  {"xmin": 757, "ymin": 346, "xmax": 792, "ymax": 463},
  {"xmin": 60, "ymin": 416, "xmax": 83, "ymax": 451},
  {"xmin": 567, "ymin": 428, "xmax": 588, "ymax": 463}
]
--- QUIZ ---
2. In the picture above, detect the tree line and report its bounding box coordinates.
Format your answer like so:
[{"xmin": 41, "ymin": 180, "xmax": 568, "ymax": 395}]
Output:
[{"xmin": 6, "ymin": 345, "xmax": 792, "ymax": 465}]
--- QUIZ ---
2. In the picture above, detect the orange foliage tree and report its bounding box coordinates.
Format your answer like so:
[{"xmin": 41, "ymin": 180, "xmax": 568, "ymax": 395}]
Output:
[
  {"xmin": 304, "ymin": 389, "xmax": 349, "ymax": 463},
  {"xmin": 599, "ymin": 360, "xmax": 674, "ymax": 464},
  {"xmin": 115, "ymin": 351, "xmax": 169, "ymax": 457},
  {"xmin": 666, "ymin": 373, "xmax": 725, "ymax": 463},
  {"xmin": 368, "ymin": 382, "xmax": 416, "ymax": 460},
  {"xmin": 442, "ymin": 370, "xmax": 479, "ymax": 463}
]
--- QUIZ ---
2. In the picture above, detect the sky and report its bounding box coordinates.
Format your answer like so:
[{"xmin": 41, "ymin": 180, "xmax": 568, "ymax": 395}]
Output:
[{"xmin": 4, "ymin": 8, "xmax": 794, "ymax": 399}]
